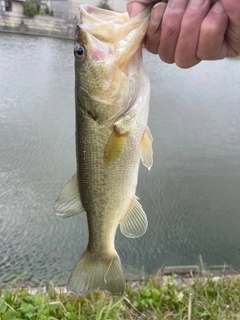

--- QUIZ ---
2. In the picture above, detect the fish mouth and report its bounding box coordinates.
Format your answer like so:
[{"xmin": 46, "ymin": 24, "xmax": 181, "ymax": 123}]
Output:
[
  {"xmin": 75, "ymin": 5, "xmax": 151, "ymax": 125},
  {"xmin": 78, "ymin": 4, "xmax": 151, "ymax": 65}
]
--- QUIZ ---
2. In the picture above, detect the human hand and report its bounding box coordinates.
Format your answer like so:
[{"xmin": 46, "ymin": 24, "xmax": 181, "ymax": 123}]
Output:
[{"xmin": 127, "ymin": 0, "xmax": 240, "ymax": 68}]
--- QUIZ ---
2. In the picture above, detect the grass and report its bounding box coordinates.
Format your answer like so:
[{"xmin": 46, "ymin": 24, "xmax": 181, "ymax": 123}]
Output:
[{"xmin": 1, "ymin": 274, "xmax": 240, "ymax": 319}]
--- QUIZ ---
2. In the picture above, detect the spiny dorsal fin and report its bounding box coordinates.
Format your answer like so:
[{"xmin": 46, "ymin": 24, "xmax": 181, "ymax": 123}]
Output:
[
  {"xmin": 104, "ymin": 128, "xmax": 128, "ymax": 166},
  {"xmin": 140, "ymin": 126, "xmax": 153, "ymax": 170},
  {"xmin": 120, "ymin": 197, "xmax": 148, "ymax": 238},
  {"xmin": 54, "ymin": 174, "xmax": 85, "ymax": 218}
]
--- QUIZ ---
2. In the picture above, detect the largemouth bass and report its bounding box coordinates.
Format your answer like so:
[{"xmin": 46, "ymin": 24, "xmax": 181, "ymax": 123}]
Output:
[{"xmin": 54, "ymin": 4, "xmax": 153, "ymax": 296}]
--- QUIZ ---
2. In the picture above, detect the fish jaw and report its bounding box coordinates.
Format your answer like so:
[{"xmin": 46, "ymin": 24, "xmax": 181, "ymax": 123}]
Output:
[{"xmin": 74, "ymin": 5, "xmax": 151, "ymax": 125}]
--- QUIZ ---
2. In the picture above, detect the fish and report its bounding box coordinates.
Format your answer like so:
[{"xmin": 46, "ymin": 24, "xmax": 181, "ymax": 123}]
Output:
[{"xmin": 54, "ymin": 4, "xmax": 153, "ymax": 296}]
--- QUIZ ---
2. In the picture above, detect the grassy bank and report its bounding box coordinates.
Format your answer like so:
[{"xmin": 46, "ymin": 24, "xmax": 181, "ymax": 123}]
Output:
[{"xmin": 1, "ymin": 275, "xmax": 240, "ymax": 319}]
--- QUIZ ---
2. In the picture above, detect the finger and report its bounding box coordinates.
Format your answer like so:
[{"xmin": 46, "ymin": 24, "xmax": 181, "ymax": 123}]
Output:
[
  {"xmin": 197, "ymin": 1, "xmax": 230, "ymax": 60},
  {"xmin": 145, "ymin": 2, "xmax": 167, "ymax": 54},
  {"xmin": 158, "ymin": 0, "xmax": 189, "ymax": 64},
  {"xmin": 174, "ymin": 0, "xmax": 211, "ymax": 68},
  {"xmin": 127, "ymin": 1, "xmax": 146, "ymax": 17},
  {"xmin": 127, "ymin": 0, "xmax": 159, "ymax": 17},
  {"xmin": 221, "ymin": 0, "xmax": 240, "ymax": 55},
  {"xmin": 221, "ymin": 0, "xmax": 240, "ymax": 25}
]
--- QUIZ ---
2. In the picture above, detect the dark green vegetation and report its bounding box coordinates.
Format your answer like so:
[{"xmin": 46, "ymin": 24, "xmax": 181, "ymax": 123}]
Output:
[
  {"xmin": 23, "ymin": 0, "xmax": 38, "ymax": 17},
  {"xmin": 23, "ymin": 0, "xmax": 49, "ymax": 17},
  {"xmin": 1, "ymin": 275, "xmax": 240, "ymax": 319},
  {"xmin": 97, "ymin": 0, "xmax": 113, "ymax": 11}
]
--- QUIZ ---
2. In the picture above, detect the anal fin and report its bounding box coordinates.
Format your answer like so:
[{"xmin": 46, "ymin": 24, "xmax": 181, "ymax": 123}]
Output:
[
  {"xmin": 54, "ymin": 174, "xmax": 85, "ymax": 218},
  {"xmin": 120, "ymin": 197, "xmax": 148, "ymax": 238}
]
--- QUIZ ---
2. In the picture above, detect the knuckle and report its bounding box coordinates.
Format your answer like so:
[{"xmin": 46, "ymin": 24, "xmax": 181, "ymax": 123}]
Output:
[
  {"xmin": 197, "ymin": 48, "xmax": 213, "ymax": 60},
  {"xmin": 158, "ymin": 52, "xmax": 175, "ymax": 64},
  {"xmin": 197, "ymin": 24, "xmax": 224, "ymax": 59},
  {"xmin": 175, "ymin": 61, "xmax": 192, "ymax": 68},
  {"xmin": 202, "ymin": 19, "xmax": 220, "ymax": 37},
  {"xmin": 145, "ymin": 42, "xmax": 159, "ymax": 54},
  {"xmin": 175, "ymin": 56, "xmax": 200, "ymax": 68},
  {"xmin": 161, "ymin": 10, "xmax": 183, "ymax": 38},
  {"xmin": 162, "ymin": 19, "xmax": 181, "ymax": 40},
  {"xmin": 145, "ymin": 30, "xmax": 161, "ymax": 54}
]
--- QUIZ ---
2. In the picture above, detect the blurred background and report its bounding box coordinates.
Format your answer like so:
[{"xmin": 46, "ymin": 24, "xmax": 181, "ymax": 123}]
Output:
[
  {"xmin": 0, "ymin": 3, "xmax": 240, "ymax": 286},
  {"xmin": 0, "ymin": 0, "xmax": 127, "ymax": 24}
]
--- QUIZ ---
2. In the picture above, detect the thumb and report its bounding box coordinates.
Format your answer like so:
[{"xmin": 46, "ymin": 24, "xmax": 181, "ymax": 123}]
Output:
[
  {"xmin": 127, "ymin": 1, "xmax": 147, "ymax": 17},
  {"xmin": 220, "ymin": 0, "xmax": 240, "ymax": 55}
]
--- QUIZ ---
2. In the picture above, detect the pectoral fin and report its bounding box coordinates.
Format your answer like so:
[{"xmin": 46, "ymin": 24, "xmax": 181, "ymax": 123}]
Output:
[
  {"xmin": 120, "ymin": 197, "xmax": 148, "ymax": 238},
  {"xmin": 54, "ymin": 174, "xmax": 85, "ymax": 218},
  {"xmin": 104, "ymin": 129, "xmax": 128, "ymax": 166},
  {"xmin": 140, "ymin": 127, "xmax": 153, "ymax": 170}
]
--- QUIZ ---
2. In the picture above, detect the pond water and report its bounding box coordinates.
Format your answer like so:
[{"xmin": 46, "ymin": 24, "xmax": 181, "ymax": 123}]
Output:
[{"xmin": 1, "ymin": 33, "xmax": 240, "ymax": 285}]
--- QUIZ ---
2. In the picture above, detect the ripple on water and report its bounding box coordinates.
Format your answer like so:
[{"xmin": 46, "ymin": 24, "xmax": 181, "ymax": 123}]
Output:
[{"xmin": 1, "ymin": 36, "xmax": 240, "ymax": 284}]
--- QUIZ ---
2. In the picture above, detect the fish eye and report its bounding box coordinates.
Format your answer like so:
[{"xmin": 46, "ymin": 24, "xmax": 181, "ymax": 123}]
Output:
[{"xmin": 74, "ymin": 43, "xmax": 85, "ymax": 61}]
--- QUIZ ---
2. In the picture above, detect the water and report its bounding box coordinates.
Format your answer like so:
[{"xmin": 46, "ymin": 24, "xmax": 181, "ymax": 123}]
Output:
[{"xmin": 0, "ymin": 33, "xmax": 240, "ymax": 285}]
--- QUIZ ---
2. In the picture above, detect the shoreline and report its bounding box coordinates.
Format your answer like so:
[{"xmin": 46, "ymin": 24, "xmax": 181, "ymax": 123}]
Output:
[
  {"xmin": 1, "ymin": 263, "xmax": 239, "ymax": 290},
  {"xmin": 0, "ymin": 28, "xmax": 74, "ymax": 41},
  {"xmin": 0, "ymin": 12, "xmax": 76, "ymax": 40},
  {"xmin": 3, "ymin": 273, "xmax": 240, "ymax": 297}
]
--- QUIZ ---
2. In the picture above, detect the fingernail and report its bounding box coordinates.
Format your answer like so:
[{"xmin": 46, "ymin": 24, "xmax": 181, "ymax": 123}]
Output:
[
  {"xmin": 168, "ymin": 0, "xmax": 188, "ymax": 10},
  {"xmin": 212, "ymin": 1, "xmax": 225, "ymax": 13},
  {"xmin": 152, "ymin": 2, "xmax": 166, "ymax": 24},
  {"xmin": 127, "ymin": 3, "xmax": 133, "ymax": 17},
  {"xmin": 153, "ymin": 2, "xmax": 163, "ymax": 9},
  {"xmin": 188, "ymin": 0, "xmax": 205, "ymax": 9}
]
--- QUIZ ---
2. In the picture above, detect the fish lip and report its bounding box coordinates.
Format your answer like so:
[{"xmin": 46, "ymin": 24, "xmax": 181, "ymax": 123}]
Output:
[
  {"xmin": 79, "ymin": 4, "xmax": 129, "ymax": 25},
  {"xmin": 76, "ymin": 4, "xmax": 151, "ymax": 74},
  {"xmin": 78, "ymin": 4, "xmax": 151, "ymax": 49},
  {"xmin": 79, "ymin": 3, "xmax": 152, "ymax": 22}
]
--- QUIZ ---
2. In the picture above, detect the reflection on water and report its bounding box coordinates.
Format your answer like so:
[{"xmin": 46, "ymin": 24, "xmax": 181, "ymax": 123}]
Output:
[{"xmin": 0, "ymin": 34, "xmax": 240, "ymax": 285}]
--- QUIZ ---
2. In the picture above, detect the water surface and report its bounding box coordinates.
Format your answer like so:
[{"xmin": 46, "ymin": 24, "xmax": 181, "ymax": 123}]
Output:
[{"xmin": 0, "ymin": 34, "xmax": 240, "ymax": 285}]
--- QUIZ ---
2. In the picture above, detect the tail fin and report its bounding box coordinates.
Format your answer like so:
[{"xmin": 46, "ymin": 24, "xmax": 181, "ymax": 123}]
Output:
[{"xmin": 67, "ymin": 250, "xmax": 125, "ymax": 296}]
